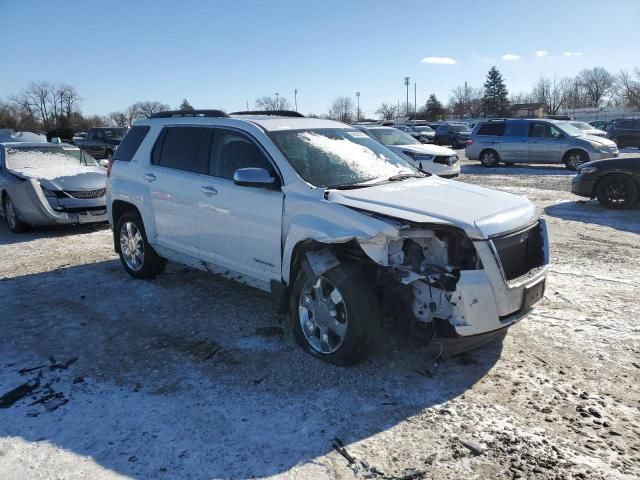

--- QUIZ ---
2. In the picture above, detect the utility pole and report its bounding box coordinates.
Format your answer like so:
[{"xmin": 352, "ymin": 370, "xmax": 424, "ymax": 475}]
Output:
[
  {"xmin": 294, "ymin": 89, "xmax": 298, "ymax": 112},
  {"xmin": 275, "ymin": 92, "xmax": 279, "ymax": 110},
  {"xmin": 356, "ymin": 92, "xmax": 360, "ymax": 121},
  {"xmin": 404, "ymin": 77, "xmax": 410, "ymax": 117},
  {"xmin": 246, "ymin": 100, "xmax": 249, "ymax": 110},
  {"xmin": 414, "ymin": 83, "xmax": 417, "ymax": 117}
]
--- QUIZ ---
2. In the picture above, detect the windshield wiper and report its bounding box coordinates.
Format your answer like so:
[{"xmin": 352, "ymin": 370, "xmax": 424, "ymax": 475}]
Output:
[
  {"xmin": 326, "ymin": 182, "xmax": 377, "ymax": 190},
  {"xmin": 387, "ymin": 173, "xmax": 426, "ymax": 182}
]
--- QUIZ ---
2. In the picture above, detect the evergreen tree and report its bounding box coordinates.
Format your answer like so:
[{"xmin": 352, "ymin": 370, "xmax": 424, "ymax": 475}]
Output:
[
  {"xmin": 178, "ymin": 99, "xmax": 194, "ymax": 111},
  {"xmin": 424, "ymin": 94, "xmax": 445, "ymax": 120},
  {"xmin": 482, "ymin": 66, "xmax": 510, "ymax": 117}
]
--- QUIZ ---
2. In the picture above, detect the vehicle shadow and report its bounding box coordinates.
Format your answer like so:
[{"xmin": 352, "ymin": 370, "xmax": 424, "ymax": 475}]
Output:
[
  {"xmin": 0, "ymin": 259, "xmax": 504, "ymax": 479},
  {"xmin": 545, "ymin": 199, "xmax": 640, "ymax": 234},
  {"xmin": 0, "ymin": 220, "xmax": 109, "ymax": 245},
  {"xmin": 461, "ymin": 163, "xmax": 573, "ymax": 176}
]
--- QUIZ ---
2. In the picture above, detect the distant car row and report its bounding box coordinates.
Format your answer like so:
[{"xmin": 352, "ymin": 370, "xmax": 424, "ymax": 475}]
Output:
[{"xmin": 588, "ymin": 118, "xmax": 640, "ymax": 148}]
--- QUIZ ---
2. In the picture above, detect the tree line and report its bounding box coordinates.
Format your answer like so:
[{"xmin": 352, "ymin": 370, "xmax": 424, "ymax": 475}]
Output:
[{"xmin": 1, "ymin": 64, "xmax": 639, "ymax": 131}]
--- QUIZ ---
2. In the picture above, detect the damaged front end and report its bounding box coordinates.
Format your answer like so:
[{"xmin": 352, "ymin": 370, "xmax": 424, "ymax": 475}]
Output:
[{"xmin": 358, "ymin": 217, "xmax": 549, "ymax": 344}]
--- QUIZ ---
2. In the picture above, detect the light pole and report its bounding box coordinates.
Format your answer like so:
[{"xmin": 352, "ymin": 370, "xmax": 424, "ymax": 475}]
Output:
[
  {"xmin": 275, "ymin": 92, "xmax": 279, "ymax": 110},
  {"xmin": 414, "ymin": 83, "xmax": 417, "ymax": 117},
  {"xmin": 404, "ymin": 77, "xmax": 410, "ymax": 117},
  {"xmin": 294, "ymin": 89, "xmax": 298, "ymax": 112},
  {"xmin": 356, "ymin": 92, "xmax": 360, "ymax": 121}
]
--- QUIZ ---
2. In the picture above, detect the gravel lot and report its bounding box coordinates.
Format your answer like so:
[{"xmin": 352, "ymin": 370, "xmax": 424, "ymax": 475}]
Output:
[{"xmin": 1, "ymin": 152, "xmax": 639, "ymax": 480}]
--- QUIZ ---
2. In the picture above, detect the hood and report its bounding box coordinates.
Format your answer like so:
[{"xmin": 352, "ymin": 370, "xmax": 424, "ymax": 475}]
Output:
[
  {"xmin": 327, "ymin": 177, "xmax": 538, "ymax": 239},
  {"xmin": 390, "ymin": 144, "xmax": 456, "ymax": 156},
  {"xmin": 582, "ymin": 134, "xmax": 616, "ymax": 147},
  {"xmin": 8, "ymin": 164, "xmax": 107, "ymax": 191}
]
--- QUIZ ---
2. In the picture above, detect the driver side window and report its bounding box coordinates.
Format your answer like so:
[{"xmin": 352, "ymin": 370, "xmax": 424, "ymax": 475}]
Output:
[{"xmin": 211, "ymin": 130, "xmax": 275, "ymax": 180}]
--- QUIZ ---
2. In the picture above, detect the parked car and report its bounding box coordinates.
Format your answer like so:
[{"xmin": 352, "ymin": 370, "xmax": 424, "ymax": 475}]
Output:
[
  {"xmin": 356, "ymin": 125, "xmax": 459, "ymax": 177},
  {"xmin": 571, "ymin": 156, "xmax": 640, "ymax": 209},
  {"xmin": 588, "ymin": 120, "xmax": 608, "ymax": 130},
  {"xmin": 569, "ymin": 121, "xmax": 607, "ymax": 138},
  {"xmin": 107, "ymin": 109, "xmax": 549, "ymax": 365},
  {"xmin": 0, "ymin": 142, "xmax": 107, "ymax": 232},
  {"xmin": 75, "ymin": 127, "xmax": 127, "ymax": 159},
  {"xmin": 605, "ymin": 118, "xmax": 640, "ymax": 148},
  {"xmin": 434, "ymin": 123, "xmax": 472, "ymax": 149},
  {"xmin": 72, "ymin": 131, "xmax": 87, "ymax": 145},
  {"xmin": 466, "ymin": 119, "xmax": 619, "ymax": 170},
  {"xmin": 408, "ymin": 125, "xmax": 436, "ymax": 143}
]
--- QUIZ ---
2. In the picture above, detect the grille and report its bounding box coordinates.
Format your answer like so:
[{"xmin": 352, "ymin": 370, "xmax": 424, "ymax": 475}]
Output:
[
  {"xmin": 491, "ymin": 222, "xmax": 544, "ymax": 281},
  {"xmin": 592, "ymin": 133, "xmax": 607, "ymax": 138},
  {"xmin": 65, "ymin": 188, "xmax": 106, "ymax": 199}
]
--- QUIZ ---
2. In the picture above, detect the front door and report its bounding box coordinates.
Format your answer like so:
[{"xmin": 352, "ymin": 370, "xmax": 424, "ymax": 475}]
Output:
[
  {"xmin": 500, "ymin": 120, "xmax": 529, "ymax": 162},
  {"xmin": 527, "ymin": 122, "xmax": 564, "ymax": 163},
  {"xmin": 196, "ymin": 128, "xmax": 283, "ymax": 284}
]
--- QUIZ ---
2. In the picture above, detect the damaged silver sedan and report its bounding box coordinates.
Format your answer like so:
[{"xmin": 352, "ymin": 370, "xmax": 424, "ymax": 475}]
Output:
[{"xmin": 0, "ymin": 142, "xmax": 108, "ymax": 232}]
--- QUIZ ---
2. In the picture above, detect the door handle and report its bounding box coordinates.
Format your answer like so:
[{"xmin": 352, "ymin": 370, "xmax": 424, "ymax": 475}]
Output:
[
  {"xmin": 200, "ymin": 186, "xmax": 218, "ymax": 196},
  {"xmin": 143, "ymin": 173, "xmax": 156, "ymax": 182}
]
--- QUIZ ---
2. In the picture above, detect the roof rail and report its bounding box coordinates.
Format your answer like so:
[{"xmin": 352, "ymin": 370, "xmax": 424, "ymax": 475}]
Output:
[
  {"xmin": 148, "ymin": 110, "xmax": 229, "ymax": 119},
  {"xmin": 230, "ymin": 110, "xmax": 305, "ymax": 118}
]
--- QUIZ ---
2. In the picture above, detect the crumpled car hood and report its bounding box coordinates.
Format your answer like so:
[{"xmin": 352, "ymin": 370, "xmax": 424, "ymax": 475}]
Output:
[
  {"xmin": 326, "ymin": 176, "xmax": 538, "ymax": 239},
  {"xmin": 9, "ymin": 165, "xmax": 107, "ymax": 192}
]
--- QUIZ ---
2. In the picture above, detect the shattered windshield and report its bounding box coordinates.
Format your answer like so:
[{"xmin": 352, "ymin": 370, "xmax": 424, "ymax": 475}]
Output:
[
  {"xmin": 268, "ymin": 128, "xmax": 417, "ymax": 188},
  {"xmin": 5, "ymin": 146, "xmax": 100, "ymax": 170}
]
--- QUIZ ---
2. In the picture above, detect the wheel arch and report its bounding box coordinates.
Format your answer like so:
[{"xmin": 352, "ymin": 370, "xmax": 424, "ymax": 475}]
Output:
[{"xmin": 111, "ymin": 200, "xmax": 142, "ymax": 252}]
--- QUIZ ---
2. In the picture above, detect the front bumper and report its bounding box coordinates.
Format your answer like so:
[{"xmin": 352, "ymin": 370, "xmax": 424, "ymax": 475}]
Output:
[
  {"xmin": 12, "ymin": 178, "xmax": 107, "ymax": 226},
  {"xmin": 571, "ymin": 175, "xmax": 596, "ymax": 198}
]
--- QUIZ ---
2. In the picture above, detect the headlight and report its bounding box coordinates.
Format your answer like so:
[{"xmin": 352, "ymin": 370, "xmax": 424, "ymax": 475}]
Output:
[
  {"xmin": 40, "ymin": 186, "xmax": 56, "ymax": 198},
  {"xmin": 448, "ymin": 155, "xmax": 458, "ymax": 165},
  {"xmin": 578, "ymin": 166, "xmax": 598, "ymax": 174}
]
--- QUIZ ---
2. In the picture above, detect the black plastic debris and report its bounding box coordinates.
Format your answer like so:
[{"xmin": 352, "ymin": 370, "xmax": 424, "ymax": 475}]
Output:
[
  {"xmin": 49, "ymin": 357, "xmax": 78, "ymax": 370},
  {"xmin": 332, "ymin": 437, "xmax": 356, "ymax": 464},
  {"xmin": 0, "ymin": 378, "xmax": 41, "ymax": 408}
]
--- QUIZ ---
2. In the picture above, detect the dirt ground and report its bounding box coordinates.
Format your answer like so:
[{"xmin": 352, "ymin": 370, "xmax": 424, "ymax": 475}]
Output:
[{"xmin": 1, "ymin": 154, "xmax": 639, "ymax": 480}]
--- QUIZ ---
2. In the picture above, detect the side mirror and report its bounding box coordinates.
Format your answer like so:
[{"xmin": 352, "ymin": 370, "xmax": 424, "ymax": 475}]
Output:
[
  {"xmin": 233, "ymin": 167, "xmax": 278, "ymax": 188},
  {"xmin": 99, "ymin": 159, "xmax": 109, "ymax": 168},
  {"xmin": 552, "ymin": 132, "xmax": 563, "ymax": 139}
]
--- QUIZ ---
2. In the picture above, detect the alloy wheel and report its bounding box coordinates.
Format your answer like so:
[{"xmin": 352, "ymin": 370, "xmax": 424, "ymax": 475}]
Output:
[
  {"xmin": 298, "ymin": 276, "xmax": 348, "ymax": 354},
  {"xmin": 604, "ymin": 181, "xmax": 629, "ymax": 207},
  {"xmin": 5, "ymin": 198, "xmax": 16, "ymax": 230},
  {"xmin": 119, "ymin": 221, "xmax": 145, "ymax": 271}
]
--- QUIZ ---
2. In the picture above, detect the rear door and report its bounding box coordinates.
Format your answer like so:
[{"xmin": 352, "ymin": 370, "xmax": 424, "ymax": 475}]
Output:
[
  {"xmin": 500, "ymin": 120, "xmax": 528, "ymax": 162},
  {"xmin": 196, "ymin": 128, "xmax": 283, "ymax": 284},
  {"xmin": 527, "ymin": 122, "xmax": 564, "ymax": 163},
  {"xmin": 83, "ymin": 129, "xmax": 103, "ymax": 157},
  {"xmin": 144, "ymin": 125, "xmax": 213, "ymax": 258}
]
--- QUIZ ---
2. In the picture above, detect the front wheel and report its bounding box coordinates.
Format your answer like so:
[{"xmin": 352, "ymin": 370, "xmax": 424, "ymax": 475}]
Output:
[
  {"xmin": 596, "ymin": 174, "xmax": 638, "ymax": 209},
  {"xmin": 3, "ymin": 195, "xmax": 29, "ymax": 233},
  {"xmin": 116, "ymin": 211, "xmax": 166, "ymax": 278},
  {"xmin": 291, "ymin": 262, "xmax": 380, "ymax": 366},
  {"xmin": 480, "ymin": 149, "xmax": 500, "ymax": 168},
  {"xmin": 563, "ymin": 150, "xmax": 588, "ymax": 170}
]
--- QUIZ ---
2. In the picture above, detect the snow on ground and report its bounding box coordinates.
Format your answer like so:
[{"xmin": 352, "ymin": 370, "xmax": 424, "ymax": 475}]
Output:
[{"xmin": 0, "ymin": 153, "xmax": 639, "ymax": 479}]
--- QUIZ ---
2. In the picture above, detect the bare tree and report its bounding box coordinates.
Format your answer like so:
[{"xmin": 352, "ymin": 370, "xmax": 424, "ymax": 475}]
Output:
[
  {"xmin": 108, "ymin": 111, "xmax": 129, "ymax": 127},
  {"xmin": 254, "ymin": 96, "xmax": 291, "ymax": 111},
  {"xmin": 578, "ymin": 67, "xmax": 616, "ymax": 107},
  {"xmin": 328, "ymin": 96, "xmax": 355, "ymax": 123},
  {"xmin": 510, "ymin": 91, "xmax": 533, "ymax": 105},
  {"xmin": 449, "ymin": 83, "xmax": 483, "ymax": 119},
  {"xmin": 376, "ymin": 103, "xmax": 397, "ymax": 120},
  {"xmin": 133, "ymin": 100, "xmax": 170, "ymax": 118},
  {"xmin": 617, "ymin": 68, "xmax": 640, "ymax": 108},
  {"xmin": 531, "ymin": 76, "xmax": 572, "ymax": 114}
]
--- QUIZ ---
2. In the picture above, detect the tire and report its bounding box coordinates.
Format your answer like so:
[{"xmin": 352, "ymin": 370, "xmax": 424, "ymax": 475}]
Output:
[
  {"xmin": 290, "ymin": 261, "xmax": 380, "ymax": 366},
  {"xmin": 563, "ymin": 150, "xmax": 588, "ymax": 171},
  {"xmin": 610, "ymin": 137, "xmax": 621, "ymax": 148},
  {"xmin": 451, "ymin": 139, "xmax": 459, "ymax": 149},
  {"xmin": 479, "ymin": 149, "xmax": 500, "ymax": 168},
  {"xmin": 3, "ymin": 195, "xmax": 29, "ymax": 233},
  {"xmin": 115, "ymin": 211, "xmax": 166, "ymax": 279},
  {"xmin": 596, "ymin": 174, "xmax": 638, "ymax": 209}
]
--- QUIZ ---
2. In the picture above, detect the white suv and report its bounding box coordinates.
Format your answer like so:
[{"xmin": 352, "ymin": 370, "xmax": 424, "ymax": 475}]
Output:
[{"xmin": 106, "ymin": 110, "xmax": 549, "ymax": 365}]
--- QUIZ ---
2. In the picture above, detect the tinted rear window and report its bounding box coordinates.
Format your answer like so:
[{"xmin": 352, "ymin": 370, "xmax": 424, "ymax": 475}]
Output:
[
  {"xmin": 504, "ymin": 122, "xmax": 528, "ymax": 137},
  {"xmin": 153, "ymin": 126, "xmax": 214, "ymax": 174},
  {"xmin": 477, "ymin": 123, "xmax": 505, "ymax": 136},
  {"xmin": 113, "ymin": 126, "xmax": 149, "ymax": 161}
]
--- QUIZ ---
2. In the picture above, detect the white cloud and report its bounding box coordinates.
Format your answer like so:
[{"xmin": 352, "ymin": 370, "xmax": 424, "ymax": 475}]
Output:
[
  {"xmin": 421, "ymin": 56, "xmax": 457, "ymax": 65},
  {"xmin": 563, "ymin": 51, "xmax": 584, "ymax": 57},
  {"xmin": 502, "ymin": 54, "xmax": 521, "ymax": 61},
  {"xmin": 535, "ymin": 50, "xmax": 549, "ymax": 58}
]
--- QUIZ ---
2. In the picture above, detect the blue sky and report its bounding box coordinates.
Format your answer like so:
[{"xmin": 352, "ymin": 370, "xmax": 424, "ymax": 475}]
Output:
[{"xmin": 1, "ymin": 0, "xmax": 638, "ymax": 117}]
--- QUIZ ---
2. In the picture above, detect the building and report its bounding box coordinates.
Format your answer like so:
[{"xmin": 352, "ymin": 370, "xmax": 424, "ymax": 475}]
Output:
[{"xmin": 510, "ymin": 103, "xmax": 546, "ymax": 118}]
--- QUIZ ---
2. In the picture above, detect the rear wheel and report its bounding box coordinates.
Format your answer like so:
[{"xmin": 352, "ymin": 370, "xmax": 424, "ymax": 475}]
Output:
[
  {"xmin": 563, "ymin": 150, "xmax": 588, "ymax": 170},
  {"xmin": 290, "ymin": 262, "xmax": 380, "ymax": 366},
  {"xmin": 479, "ymin": 149, "xmax": 500, "ymax": 168},
  {"xmin": 116, "ymin": 211, "xmax": 166, "ymax": 278},
  {"xmin": 3, "ymin": 195, "xmax": 29, "ymax": 233},
  {"xmin": 596, "ymin": 174, "xmax": 638, "ymax": 209}
]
